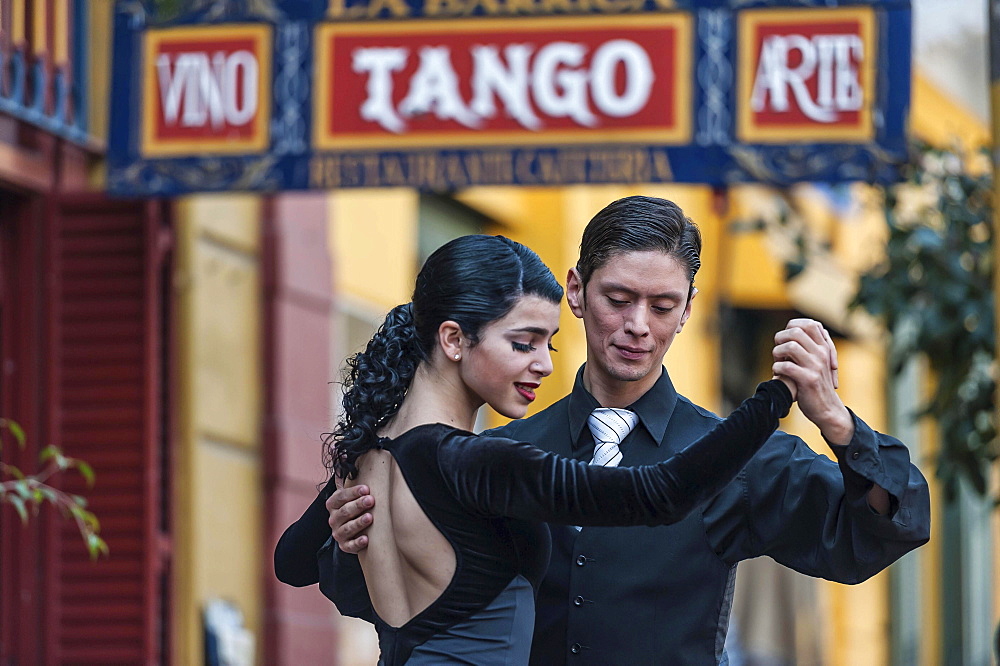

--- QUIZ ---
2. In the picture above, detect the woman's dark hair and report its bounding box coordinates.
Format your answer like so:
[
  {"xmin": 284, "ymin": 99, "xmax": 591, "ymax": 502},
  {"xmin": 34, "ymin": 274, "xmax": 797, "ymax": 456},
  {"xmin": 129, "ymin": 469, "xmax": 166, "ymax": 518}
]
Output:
[
  {"xmin": 325, "ymin": 235, "xmax": 563, "ymax": 480},
  {"xmin": 577, "ymin": 195, "xmax": 702, "ymax": 296}
]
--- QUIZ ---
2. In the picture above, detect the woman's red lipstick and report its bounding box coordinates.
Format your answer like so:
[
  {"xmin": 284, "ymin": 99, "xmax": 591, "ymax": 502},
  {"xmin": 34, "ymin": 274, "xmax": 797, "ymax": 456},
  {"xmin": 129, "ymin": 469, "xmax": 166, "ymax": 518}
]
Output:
[{"xmin": 515, "ymin": 383, "xmax": 539, "ymax": 401}]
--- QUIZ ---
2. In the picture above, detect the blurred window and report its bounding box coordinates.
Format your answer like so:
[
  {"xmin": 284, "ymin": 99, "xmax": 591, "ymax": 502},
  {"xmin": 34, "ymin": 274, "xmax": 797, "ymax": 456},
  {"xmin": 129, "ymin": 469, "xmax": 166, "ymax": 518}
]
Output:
[{"xmin": 417, "ymin": 193, "xmax": 487, "ymax": 265}]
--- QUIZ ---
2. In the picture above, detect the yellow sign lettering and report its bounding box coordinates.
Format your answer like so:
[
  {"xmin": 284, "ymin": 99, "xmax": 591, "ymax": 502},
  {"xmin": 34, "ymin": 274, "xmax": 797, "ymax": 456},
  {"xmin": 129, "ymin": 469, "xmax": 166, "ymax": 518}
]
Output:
[
  {"xmin": 444, "ymin": 154, "xmax": 468, "ymax": 186},
  {"xmin": 558, "ymin": 150, "xmax": 588, "ymax": 183},
  {"xmin": 633, "ymin": 149, "xmax": 651, "ymax": 182},
  {"xmin": 591, "ymin": 0, "xmax": 636, "ymax": 12},
  {"xmin": 366, "ymin": 0, "xmax": 412, "ymax": 18},
  {"xmin": 424, "ymin": 0, "xmax": 466, "ymax": 17},
  {"xmin": 462, "ymin": 153, "xmax": 482, "ymax": 183},
  {"xmin": 361, "ymin": 154, "xmax": 381, "ymax": 183},
  {"xmin": 382, "ymin": 155, "xmax": 406, "ymax": 186},
  {"xmin": 539, "ymin": 0, "xmax": 576, "ymax": 13},
  {"xmin": 462, "ymin": 0, "xmax": 501, "ymax": 15},
  {"xmin": 327, "ymin": 0, "xmax": 368, "ymax": 19},
  {"xmin": 310, "ymin": 156, "xmax": 341, "ymax": 188},
  {"xmin": 499, "ymin": 0, "xmax": 539, "ymax": 15},
  {"xmin": 481, "ymin": 151, "xmax": 514, "ymax": 183},
  {"xmin": 514, "ymin": 151, "xmax": 537, "ymax": 183},
  {"xmin": 651, "ymin": 150, "xmax": 673, "ymax": 181}
]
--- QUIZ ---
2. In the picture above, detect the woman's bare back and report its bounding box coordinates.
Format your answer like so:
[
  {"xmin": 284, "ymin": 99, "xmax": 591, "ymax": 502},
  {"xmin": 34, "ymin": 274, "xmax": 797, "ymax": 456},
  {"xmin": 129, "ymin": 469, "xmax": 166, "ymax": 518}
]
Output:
[{"xmin": 346, "ymin": 449, "xmax": 456, "ymax": 628}]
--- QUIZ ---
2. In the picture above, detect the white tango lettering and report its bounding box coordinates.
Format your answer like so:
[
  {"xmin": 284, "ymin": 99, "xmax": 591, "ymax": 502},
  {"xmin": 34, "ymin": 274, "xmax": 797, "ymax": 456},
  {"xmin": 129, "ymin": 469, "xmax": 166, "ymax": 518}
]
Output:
[
  {"xmin": 353, "ymin": 47, "xmax": 409, "ymax": 133},
  {"xmin": 351, "ymin": 38, "xmax": 655, "ymax": 133}
]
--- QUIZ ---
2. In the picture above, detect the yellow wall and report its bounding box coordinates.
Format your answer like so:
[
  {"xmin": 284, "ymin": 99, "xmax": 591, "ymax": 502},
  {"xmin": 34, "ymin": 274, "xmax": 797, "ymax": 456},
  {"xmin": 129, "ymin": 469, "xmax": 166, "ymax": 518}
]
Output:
[
  {"xmin": 174, "ymin": 200, "xmax": 265, "ymax": 665},
  {"xmin": 87, "ymin": 2, "xmax": 113, "ymax": 149},
  {"xmin": 329, "ymin": 188, "xmax": 419, "ymax": 310},
  {"xmin": 912, "ymin": 72, "xmax": 991, "ymax": 153},
  {"xmin": 720, "ymin": 186, "xmax": 793, "ymax": 310},
  {"xmin": 820, "ymin": 341, "xmax": 892, "ymax": 666}
]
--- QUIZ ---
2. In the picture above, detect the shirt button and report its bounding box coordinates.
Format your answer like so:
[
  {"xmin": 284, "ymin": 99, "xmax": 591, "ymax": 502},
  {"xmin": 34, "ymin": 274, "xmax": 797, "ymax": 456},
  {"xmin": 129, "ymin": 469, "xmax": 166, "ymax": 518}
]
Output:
[
  {"xmin": 851, "ymin": 451, "xmax": 860, "ymax": 460},
  {"xmin": 576, "ymin": 555, "xmax": 587, "ymax": 566},
  {"xmin": 571, "ymin": 643, "xmax": 581, "ymax": 654},
  {"xmin": 573, "ymin": 595, "xmax": 585, "ymax": 606}
]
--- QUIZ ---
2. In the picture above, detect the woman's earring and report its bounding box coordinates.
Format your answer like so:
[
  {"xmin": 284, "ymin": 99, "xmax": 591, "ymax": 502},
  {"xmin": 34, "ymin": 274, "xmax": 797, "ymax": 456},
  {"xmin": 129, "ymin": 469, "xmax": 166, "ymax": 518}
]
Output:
[{"xmin": 454, "ymin": 354, "xmax": 461, "ymax": 360}]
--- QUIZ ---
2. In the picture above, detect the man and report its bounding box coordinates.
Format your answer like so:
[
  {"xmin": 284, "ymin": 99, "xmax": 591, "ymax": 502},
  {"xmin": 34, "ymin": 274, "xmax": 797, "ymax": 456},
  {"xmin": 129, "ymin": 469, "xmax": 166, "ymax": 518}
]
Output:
[{"xmin": 325, "ymin": 196, "xmax": 930, "ymax": 664}]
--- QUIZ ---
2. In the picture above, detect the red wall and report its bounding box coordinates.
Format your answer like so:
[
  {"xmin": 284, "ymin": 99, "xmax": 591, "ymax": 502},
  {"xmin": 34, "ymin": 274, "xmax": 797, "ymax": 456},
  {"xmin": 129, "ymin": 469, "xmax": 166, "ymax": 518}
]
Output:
[{"xmin": 263, "ymin": 196, "xmax": 341, "ymax": 664}]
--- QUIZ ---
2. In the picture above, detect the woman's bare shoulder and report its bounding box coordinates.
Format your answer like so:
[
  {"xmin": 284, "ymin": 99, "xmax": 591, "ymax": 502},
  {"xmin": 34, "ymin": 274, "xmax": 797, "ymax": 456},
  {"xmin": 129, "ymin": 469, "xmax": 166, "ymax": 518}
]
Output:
[{"xmin": 346, "ymin": 449, "xmax": 394, "ymax": 489}]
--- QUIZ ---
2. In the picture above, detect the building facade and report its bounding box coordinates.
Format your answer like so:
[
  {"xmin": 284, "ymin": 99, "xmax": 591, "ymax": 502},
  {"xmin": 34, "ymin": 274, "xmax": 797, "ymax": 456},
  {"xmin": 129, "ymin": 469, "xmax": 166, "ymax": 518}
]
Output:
[{"xmin": 0, "ymin": 3, "xmax": 995, "ymax": 665}]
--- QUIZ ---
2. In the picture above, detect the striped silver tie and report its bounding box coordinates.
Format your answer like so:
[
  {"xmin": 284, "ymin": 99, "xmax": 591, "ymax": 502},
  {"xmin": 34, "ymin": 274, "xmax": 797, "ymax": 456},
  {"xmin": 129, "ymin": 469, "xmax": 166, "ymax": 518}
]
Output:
[{"xmin": 587, "ymin": 408, "xmax": 639, "ymax": 468}]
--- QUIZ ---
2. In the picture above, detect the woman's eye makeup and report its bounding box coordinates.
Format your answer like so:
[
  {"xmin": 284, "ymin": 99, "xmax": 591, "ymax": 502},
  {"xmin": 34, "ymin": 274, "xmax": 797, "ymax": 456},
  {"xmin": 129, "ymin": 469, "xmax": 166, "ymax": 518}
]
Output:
[{"xmin": 512, "ymin": 341, "xmax": 558, "ymax": 353}]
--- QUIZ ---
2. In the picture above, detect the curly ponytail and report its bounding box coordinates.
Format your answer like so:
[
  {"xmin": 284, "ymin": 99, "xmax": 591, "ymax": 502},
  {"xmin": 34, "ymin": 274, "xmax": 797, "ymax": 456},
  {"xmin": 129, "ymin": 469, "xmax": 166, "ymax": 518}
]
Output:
[{"xmin": 325, "ymin": 302, "xmax": 423, "ymax": 480}]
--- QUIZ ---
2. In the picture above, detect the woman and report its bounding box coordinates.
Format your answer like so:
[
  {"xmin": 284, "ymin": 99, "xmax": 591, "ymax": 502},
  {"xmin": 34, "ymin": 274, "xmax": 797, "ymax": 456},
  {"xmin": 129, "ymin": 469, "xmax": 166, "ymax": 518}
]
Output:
[{"xmin": 275, "ymin": 235, "xmax": 794, "ymax": 665}]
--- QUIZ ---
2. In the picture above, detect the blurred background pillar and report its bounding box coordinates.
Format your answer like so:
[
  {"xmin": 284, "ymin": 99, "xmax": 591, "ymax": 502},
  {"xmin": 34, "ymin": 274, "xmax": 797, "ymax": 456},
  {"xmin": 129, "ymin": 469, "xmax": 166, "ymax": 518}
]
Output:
[
  {"xmin": 263, "ymin": 194, "xmax": 338, "ymax": 665},
  {"xmin": 174, "ymin": 202, "xmax": 265, "ymax": 665}
]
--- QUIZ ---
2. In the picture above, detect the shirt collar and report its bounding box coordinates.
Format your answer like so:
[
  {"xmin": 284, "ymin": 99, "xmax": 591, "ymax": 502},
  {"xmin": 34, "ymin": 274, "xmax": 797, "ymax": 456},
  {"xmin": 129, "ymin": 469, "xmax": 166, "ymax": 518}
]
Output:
[{"xmin": 567, "ymin": 364, "xmax": 678, "ymax": 447}]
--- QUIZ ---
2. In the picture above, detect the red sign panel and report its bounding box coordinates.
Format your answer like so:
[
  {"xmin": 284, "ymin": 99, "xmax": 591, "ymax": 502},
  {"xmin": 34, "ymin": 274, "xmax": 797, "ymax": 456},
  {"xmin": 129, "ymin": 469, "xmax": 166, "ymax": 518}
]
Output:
[
  {"xmin": 314, "ymin": 15, "xmax": 692, "ymax": 150},
  {"xmin": 141, "ymin": 25, "xmax": 272, "ymax": 157},
  {"xmin": 737, "ymin": 7, "xmax": 875, "ymax": 143}
]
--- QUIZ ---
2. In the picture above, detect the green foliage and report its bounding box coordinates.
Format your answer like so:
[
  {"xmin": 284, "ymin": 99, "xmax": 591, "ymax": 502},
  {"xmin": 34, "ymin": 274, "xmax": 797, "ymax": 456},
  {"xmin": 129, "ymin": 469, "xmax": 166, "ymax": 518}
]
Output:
[
  {"xmin": 148, "ymin": 0, "xmax": 188, "ymax": 21},
  {"xmin": 852, "ymin": 143, "xmax": 997, "ymax": 500},
  {"xmin": 0, "ymin": 419, "xmax": 109, "ymax": 559}
]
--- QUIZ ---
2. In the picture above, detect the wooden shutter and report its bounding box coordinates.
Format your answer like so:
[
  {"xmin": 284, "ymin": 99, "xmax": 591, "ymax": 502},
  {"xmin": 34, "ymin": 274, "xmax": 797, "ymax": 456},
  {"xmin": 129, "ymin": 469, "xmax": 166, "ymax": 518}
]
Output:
[{"xmin": 50, "ymin": 196, "xmax": 169, "ymax": 664}]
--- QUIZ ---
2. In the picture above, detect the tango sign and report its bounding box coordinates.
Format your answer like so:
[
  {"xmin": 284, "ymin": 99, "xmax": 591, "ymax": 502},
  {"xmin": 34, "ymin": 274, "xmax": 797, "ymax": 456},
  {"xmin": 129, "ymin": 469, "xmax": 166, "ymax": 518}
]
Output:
[
  {"xmin": 313, "ymin": 15, "xmax": 691, "ymax": 151},
  {"xmin": 107, "ymin": 1, "xmax": 911, "ymax": 194}
]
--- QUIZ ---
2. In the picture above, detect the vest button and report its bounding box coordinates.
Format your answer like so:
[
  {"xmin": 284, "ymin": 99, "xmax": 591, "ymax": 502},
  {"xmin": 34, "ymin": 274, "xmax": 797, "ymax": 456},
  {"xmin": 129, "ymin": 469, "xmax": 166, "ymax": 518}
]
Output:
[
  {"xmin": 576, "ymin": 555, "xmax": 587, "ymax": 566},
  {"xmin": 573, "ymin": 595, "xmax": 585, "ymax": 606},
  {"xmin": 571, "ymin": 643, "xmax": 581, "ymax": 654}
]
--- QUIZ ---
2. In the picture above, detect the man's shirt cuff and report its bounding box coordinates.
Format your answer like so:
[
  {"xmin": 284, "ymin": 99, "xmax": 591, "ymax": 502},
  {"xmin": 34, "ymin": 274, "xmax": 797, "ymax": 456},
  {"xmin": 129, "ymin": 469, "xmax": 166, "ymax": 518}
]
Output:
[{"xmin": 825, "ymin": 409, "xmax": 905, "ymax": 516}]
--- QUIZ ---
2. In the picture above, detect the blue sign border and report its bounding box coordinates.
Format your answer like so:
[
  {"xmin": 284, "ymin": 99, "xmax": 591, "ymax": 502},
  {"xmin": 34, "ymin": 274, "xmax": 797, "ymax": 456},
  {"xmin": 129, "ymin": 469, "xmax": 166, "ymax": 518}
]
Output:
[{"xmin": 107, "ymin": 0, "xmax": 912, "ymax": 195}]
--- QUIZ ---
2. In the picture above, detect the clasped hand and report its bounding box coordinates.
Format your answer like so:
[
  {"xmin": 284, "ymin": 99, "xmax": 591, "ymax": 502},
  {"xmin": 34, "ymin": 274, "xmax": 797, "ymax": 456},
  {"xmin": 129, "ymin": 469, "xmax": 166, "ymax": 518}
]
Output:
[{"xmin": 772, "ymin": 318, "xmax": 854, "ymax": 447}]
